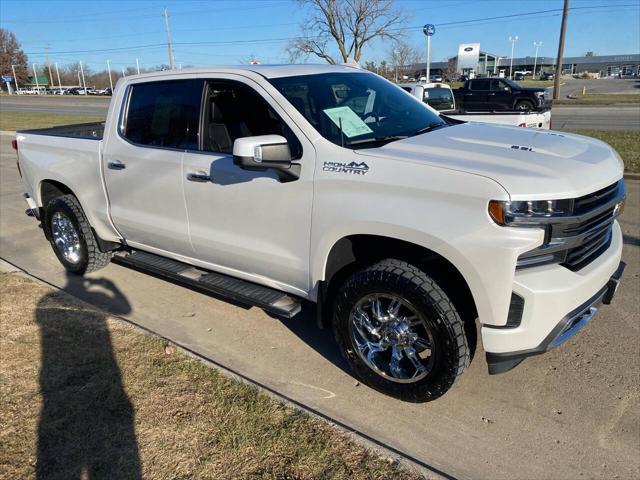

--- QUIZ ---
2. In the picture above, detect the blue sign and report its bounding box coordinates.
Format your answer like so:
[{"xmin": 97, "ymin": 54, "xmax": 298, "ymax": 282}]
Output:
[
  {"xmin": 1, "ymin": 75, "xmax": 13, "ymax": 82},
  {"xmin": 423, "ymin": 24, "xmax": 435, "ymax": 36}
]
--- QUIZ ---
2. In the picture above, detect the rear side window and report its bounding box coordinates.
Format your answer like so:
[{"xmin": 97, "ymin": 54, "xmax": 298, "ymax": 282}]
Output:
[
  {"xmin": 469, "ymin": 79, "xmax": 489, "ymax": 91},
  {"xmin": 123, "ymin": 79, "xmax": 203, "ymax": 149}
]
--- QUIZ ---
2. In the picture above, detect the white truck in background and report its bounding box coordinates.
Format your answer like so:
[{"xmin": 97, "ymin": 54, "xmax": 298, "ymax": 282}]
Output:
[
  {"xmin": 398, "ymin": 82, "xmax": 552, "ymax": 129},
  {"xmin": 14, "ymin": 65, "xmax": 625, "ymax": 402}
]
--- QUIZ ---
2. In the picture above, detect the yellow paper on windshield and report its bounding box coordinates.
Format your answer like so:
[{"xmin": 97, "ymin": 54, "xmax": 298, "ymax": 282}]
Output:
[{"xmin": 323, "ymin": 106, "xmax": 373, "ymax": 138}]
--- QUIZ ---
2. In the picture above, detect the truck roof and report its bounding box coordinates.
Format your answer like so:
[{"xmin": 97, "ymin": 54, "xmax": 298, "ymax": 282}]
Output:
[{"xmin": 121, "ymin": 64, "xmax": 362, "ymax": 81}]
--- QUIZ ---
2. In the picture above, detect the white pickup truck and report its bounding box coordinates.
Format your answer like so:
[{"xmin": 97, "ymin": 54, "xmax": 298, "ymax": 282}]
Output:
[
  {"xmin": 15, "ymin": 65, "xmax": 626, "ymax": 402},
  {"xmin": 398, "ymin": 82, "xmax": 552, "ymax": 129}
]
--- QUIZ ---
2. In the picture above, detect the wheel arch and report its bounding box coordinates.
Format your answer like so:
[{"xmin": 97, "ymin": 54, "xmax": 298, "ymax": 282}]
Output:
[{"xmin": 317, "ymin": 234, "xmax": 479, "ymax": 356}]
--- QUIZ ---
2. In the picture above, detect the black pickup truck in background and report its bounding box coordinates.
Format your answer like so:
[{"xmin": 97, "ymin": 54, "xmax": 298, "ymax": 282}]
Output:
[{"xmin": 454, "ymin": 78, "xmax": 551, "ymax": 112}]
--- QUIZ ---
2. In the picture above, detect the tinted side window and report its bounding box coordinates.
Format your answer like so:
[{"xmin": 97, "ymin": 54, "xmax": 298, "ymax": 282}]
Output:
[
  {"xmin": 203, "ymin": 81, "xmax": 302, "ymax": 158},
  {"xmin": 469, "ymin": 79, "xmax": 489, "ymax": 91},
  {"xmin": 124, "ymin": 79, "xmax": 203, "ymax": 149}
]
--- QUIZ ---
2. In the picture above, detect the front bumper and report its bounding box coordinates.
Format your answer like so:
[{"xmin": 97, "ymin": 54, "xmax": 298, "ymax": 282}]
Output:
[{"xmin": 482, "ymin": 221, "xmax": 624, "ymax": 374}]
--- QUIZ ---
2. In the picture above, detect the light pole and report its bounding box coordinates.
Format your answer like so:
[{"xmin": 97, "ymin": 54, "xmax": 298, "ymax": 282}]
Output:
[
  {"xmin": 107, "ymin": 60, "xmax": 114, "ymax": 91},
  {"xmin": 533, "ymin": 41, "xmax": 543, "ymax": 78},
  {"xmin": 394, "ymin": 49, "xmax": 399, "ymax": 82},
  {"xmin": 32, "ymin": 64, "xmax": 40, "ymax": 93},
  {"xmin": 135, "ymin": 58, "xmax": 140, "ymax": 75},
  {"xmin": 423, "ymin": 24, "xmax": 435, "ymax": 81},
  {"xmin": 79, "ymin": 61, "xmax": 87, "ymax": 94},
  {"xmin": 508, "ymin": 36, "xmax": 518, "ymax": 79},
  {"xmin": 54, "ymin": 62, "xmax": 62, "ymax": 91},
  {"xmin": 493, "ymin": 57, "xmax": 502, "ymax": 75}
]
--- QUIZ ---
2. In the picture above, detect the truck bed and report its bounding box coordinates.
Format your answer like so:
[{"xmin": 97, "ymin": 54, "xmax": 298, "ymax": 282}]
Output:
[{"xmin": 17, "ymin": 121, "xmax": 105, "ymax": 140}]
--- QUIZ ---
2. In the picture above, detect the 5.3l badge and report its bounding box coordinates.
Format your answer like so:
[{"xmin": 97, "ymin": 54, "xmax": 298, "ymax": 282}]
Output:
[{"xmin": 323, "ymin": 161, "xmax": 370, "ymax": 175}]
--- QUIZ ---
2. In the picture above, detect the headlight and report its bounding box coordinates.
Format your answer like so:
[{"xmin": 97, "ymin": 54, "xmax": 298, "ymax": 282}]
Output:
[{"xmin": 488, "ymin": 199, "xmax": 572, "ymax": 226}]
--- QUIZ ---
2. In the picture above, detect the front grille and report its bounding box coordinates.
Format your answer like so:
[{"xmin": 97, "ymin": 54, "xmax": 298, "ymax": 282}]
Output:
[
  {"xmin": 572, "ymin": 182, "xmax": 619, "ymax": 215},
  {"xmin": 517, "ymin": 180, "xmax": 624, "ymax": 271}
]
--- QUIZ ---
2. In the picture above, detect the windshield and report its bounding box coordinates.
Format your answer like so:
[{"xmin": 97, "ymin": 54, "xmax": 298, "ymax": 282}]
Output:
[{"xmin": 269, "ymin": 72, "xmax": 445, "ymax": 148}]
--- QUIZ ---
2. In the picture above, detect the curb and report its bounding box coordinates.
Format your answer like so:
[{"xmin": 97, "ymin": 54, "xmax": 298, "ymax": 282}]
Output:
[{"xmin": 624, "ymin": 173, "xmax": 640, "ymax": 181}]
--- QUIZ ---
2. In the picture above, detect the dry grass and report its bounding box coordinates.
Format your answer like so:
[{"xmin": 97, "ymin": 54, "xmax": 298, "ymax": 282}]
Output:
[
  {"xmin": 0, "ymin": 273, "xmax": 425, "ymax": 480},
  {"xmin": 0, "ymin": 112, "xmax": 105, "ymax": 131}
]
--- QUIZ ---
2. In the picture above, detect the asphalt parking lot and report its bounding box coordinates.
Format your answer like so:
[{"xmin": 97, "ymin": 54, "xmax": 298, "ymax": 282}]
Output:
[{"xmin": 0, "ymin": 133, "xmax": 638, "ymax": 479}]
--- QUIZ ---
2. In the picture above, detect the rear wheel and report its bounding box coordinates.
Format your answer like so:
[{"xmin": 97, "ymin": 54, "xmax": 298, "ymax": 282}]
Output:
[
  {"xmin": 44, "ymin": 194, "xmax": 112, "ymax": 275},
  {"xmin": 333, "ymin": 259, "xmax": 470, "ymax": 402},
  {"xmin": 515, "ymin": 100, "xmax": 535, "ymax": 111}
]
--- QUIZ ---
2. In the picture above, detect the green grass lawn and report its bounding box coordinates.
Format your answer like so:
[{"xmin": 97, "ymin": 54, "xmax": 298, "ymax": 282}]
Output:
[
  {"xmin": 554, "ymin": 94, "xmax": 640, "ymax": 105},
  {"xmin": 568, "ymin": 130, "xmax": 639, "ymax": 173},
  {"xmin": 0, "ymin": 111, "xmax": 105, "ymax": 131}
]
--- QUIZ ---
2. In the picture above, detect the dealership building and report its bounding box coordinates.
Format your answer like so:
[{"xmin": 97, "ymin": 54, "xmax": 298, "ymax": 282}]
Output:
[{"xmin": 413, "ymin": 45, "xmax": 640, "ymax": 78}]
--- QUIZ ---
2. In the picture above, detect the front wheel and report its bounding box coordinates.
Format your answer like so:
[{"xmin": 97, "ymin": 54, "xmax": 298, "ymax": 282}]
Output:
[
  {"xmin": 44, "ymin": 194, "xmax": 112, "ymax": 275},
  {"xmin": 333, "ymin": 259, "xmax": 470, "ymax": 402}
]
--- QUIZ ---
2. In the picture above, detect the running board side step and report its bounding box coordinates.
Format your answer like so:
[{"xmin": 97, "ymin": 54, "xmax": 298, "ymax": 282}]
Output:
[{"xmin": 113, "ymin": 250, "xmax": 302, "ymax": 318}]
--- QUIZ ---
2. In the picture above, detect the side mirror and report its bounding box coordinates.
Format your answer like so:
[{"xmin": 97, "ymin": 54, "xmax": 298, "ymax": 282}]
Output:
[{"xmin": 233, "ymin": 135, "xmax": 299, "ymax": 180}]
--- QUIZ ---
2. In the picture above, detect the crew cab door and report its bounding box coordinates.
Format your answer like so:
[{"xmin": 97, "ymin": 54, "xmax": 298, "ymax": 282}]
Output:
[
  {"xmin": 464, "ymin": 79, "xmax": 490, "ymax": 110},
  {"xmin": 102, "ymin": 79, "xmax": 203, "ymax": 255},
  {"xmin": 181, "ymin": 78, "xmax": 314, "ymax": 294},
  {"xmin": 489, "ymin": 79, "xmax": 514, "ymax": 110}
]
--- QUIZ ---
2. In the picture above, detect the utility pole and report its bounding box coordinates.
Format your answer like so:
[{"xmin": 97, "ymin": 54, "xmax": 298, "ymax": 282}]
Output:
[
  {"xmin": 11, "ymin": 65, "xmax": 19, "ymax": 91},
  {"xmin": 508, "ymin": 36, "xmax": 518, "ymax": 79},
  {"xmin": 79, "ymin": 61, "xmax": 87, "ymax": 93},
  {"xmin": 32, "ymin": 64, "xmax": 40, "ymax": 93},
  {"xmin": 55, "ymin": 62, "xmax": 62, "ymax": 90},
  {"xmin": 47, "ymin": 63, "xmax": 53, "ymax": 90},
  {"xmin": 136, "ymin": 58, "xmax": 140, "ymax": 75},
  {"xmin": 553, "ymin": 0, "xmax": 570, "ymax": 100},
  {"xmin": 107, "ymin": 60, "xmax": 114, "ymax": 91},
  {"xmin": 533, "ymin": 41, "xmax": 543, "ymax": 78},
  {"xmin": 163, "ymin": 7, "xmax": 175, "ymax": 69}
]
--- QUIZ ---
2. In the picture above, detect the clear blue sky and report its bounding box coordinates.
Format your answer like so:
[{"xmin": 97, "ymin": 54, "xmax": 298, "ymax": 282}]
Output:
[{"xmin": 1, "ymin": 0, "xmax": 639, "ymax": 72}]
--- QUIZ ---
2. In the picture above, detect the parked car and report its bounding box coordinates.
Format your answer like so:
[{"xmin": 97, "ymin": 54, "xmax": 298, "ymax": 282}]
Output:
[
  {"xmin": 514, "ymin": 72, "xmax": 526, "ymax": 81},
  {"xmin": 454, "ymin": 78, "xmax": 551, "ymax": 111},
  {"xmin": 540, "ymin": 72, "xmax": 554, "ymax": 81},
  {"xmin": 14, "ymin": 65, "xmax": 626, "ymax": 402},
  {"xmin": 398, "ymin": 82, "xmax": 551, "ymax": 129},
  {"xmin": 429, "ymin": 74, "xmax": 443, "ymax": 82}
]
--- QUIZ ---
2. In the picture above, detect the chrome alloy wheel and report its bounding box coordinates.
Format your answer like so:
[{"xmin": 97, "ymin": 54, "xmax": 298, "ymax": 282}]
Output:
[
  {"xmin": 51, "ymin": 211, "xmax": 81, "ymax": 264},
  {"xmin": 349, "ymin": 294, "xmax": 436, "ymax": 383}
]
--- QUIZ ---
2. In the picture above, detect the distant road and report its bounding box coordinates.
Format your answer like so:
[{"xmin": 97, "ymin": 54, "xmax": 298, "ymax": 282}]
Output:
[
  {"xmin": 552, "ymin": 105, "xmax": 640, "ymax": 131},
  {"xmin": 2, "ymin": 95, "xmax": 639, "ymax": 131},
  {"xmin": 0, "ymin": 95, "xmax": 110, "ymax": 116}
]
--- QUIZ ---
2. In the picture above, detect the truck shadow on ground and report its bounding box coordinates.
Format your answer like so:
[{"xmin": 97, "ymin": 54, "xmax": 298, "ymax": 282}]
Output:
[{"xmin": 35, "ymin": 273, "xmax": 141, "ymax": 480}]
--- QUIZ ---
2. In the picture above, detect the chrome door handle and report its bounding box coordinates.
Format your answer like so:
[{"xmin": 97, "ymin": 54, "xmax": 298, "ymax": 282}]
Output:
[
  {"xmin": 108, "ymin": 160, "xmax": 126, "ymax": 170},
  {"xmin": 488, "ymin": 93, "xmax": 496, "ymax": 96},
  {"xmin": 186, "ymin": 171, "xmax": 211, "ymax": 182}
]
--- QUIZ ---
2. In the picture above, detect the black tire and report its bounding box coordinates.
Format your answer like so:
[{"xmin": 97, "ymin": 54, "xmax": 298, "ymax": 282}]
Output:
[
  {"xmin": 333, "ymin": 259, "xmax": 469, "ymax": 402},
  {"xmin": 44, "ymin": 194, "xmax": 112, "ymax": 275},
  {"xmin": 515, "ymin": 100, "xmax": 534, "ymax": 111}
]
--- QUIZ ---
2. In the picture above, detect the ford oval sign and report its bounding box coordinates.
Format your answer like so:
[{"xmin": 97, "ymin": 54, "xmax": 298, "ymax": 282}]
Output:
[
  {"xmin": 464, "ymin": 47, "xmax": 474, "ymax": 52},
  {"xmin": 423, "ymin": 24, "xmax": 435, "ymax": 36}
]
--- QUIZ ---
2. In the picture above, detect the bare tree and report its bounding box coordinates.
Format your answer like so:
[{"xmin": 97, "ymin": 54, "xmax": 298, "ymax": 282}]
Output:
[
  {"xmin": 0, "ymin": 29, "xmax": 28, "ymax": 86},
  {"xmin": 388, "ymin": 39, "xmax": 419, "ymax": 80},
  {"xmin": 288, "ymin": 0, "xmax": 408, "ymax": 64}
]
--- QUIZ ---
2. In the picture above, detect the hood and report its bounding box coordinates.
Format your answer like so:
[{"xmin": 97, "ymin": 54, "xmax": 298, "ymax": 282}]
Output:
[
  {"xmin": 518, "ymin": 87, "xmax": 547, "ymax": 93},
  {"xmin": 356, "ymin": 123, "xmax": 623, "ymax": 200}
]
